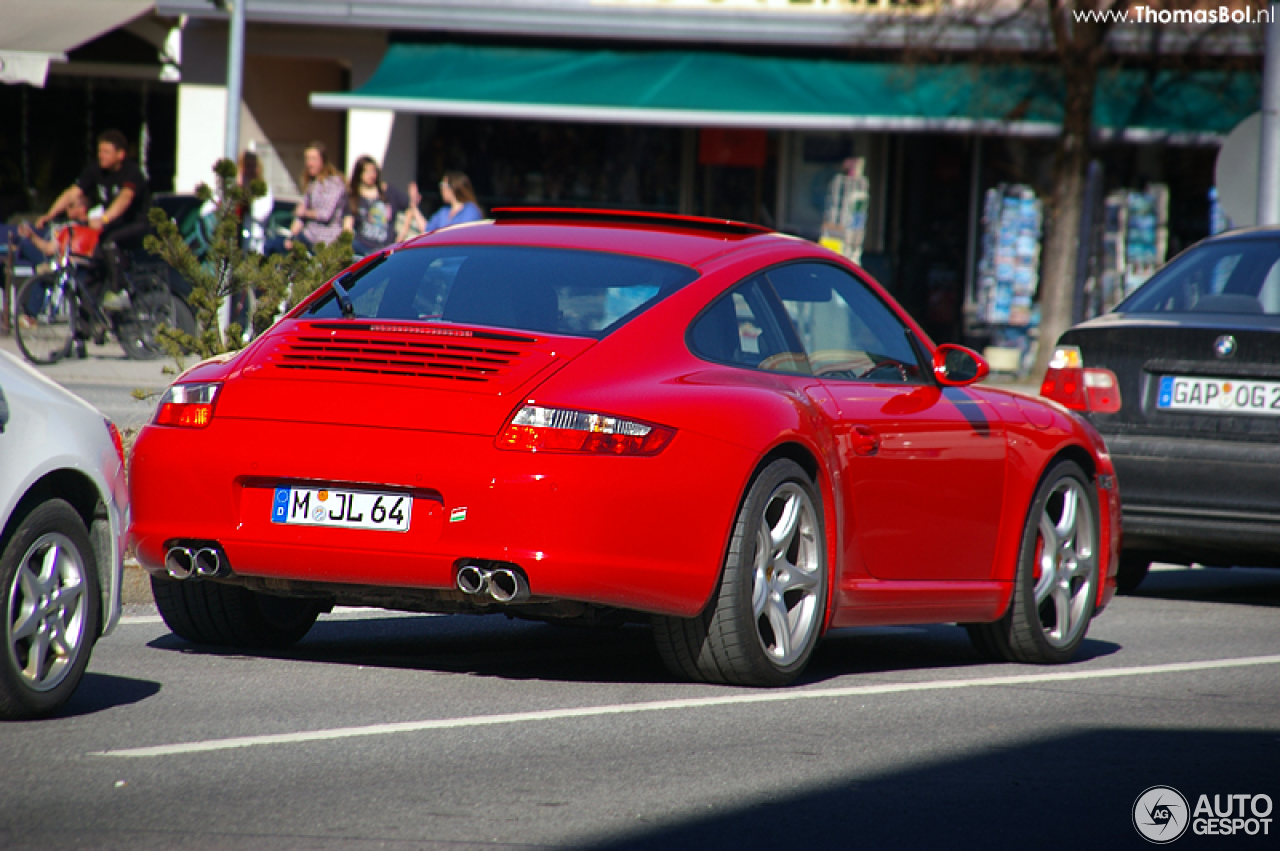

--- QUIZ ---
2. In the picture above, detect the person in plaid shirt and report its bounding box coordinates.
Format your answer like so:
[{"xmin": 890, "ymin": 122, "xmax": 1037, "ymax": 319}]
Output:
[{"xmin": 266, "ymin": 142, "xmax": 347, "ymax": 254}]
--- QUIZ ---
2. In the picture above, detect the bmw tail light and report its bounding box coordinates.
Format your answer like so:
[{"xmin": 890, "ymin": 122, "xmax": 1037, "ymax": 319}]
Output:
[
  {"xmin": 1040, "ymin": 346, "xmax": 1121, "ymax": 414},
  {"xmin": 154, "ymin": 382, "xmax": 221, "ymax": 428},
  {"xmin": 1083, "ymin": 367, "xmax": 1122, "ymax": 413},
  {"xmin": 497, "ymin": 405, "xmax": 675, "ymax": 455}
]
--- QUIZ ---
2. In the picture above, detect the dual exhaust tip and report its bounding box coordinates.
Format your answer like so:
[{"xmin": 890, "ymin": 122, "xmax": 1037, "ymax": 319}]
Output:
[
  {"xmin": 456, "ymin": 562, "xmax": 530, "ymax": 603},
  {"xmin": 165, "ymin": 546, "xmax": 225, "ymax": 580}
]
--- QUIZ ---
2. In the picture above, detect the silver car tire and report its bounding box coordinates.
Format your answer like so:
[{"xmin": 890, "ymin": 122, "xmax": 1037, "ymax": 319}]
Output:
[{"xmin": 0, "ymin": 500, "xmax": 101, "ymax": 720}]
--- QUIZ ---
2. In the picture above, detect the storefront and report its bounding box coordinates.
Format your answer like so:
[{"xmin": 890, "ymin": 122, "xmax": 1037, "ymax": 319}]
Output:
[{"xmin": 311, "ymin": 41, "xmax": 1257, "ymax": 347}]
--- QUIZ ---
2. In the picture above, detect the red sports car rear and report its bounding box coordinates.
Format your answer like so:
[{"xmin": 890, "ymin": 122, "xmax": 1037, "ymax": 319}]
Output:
[{"xmin": 131, "ymin": 209, "xmax": 1120, "ymax": 685}]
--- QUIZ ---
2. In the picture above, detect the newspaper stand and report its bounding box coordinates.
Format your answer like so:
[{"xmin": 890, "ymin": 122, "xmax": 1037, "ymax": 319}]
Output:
[{"xmin": 820, "ymin": 158, "xmax": 869, "ymax": 265}]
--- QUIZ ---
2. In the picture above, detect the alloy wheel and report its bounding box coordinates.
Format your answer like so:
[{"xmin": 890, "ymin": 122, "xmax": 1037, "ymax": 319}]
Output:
[
  {"xmin": 6, "ymin": 533, "xmax": 89, "ymax": 693},
  {"xmin": 750, "ymin": 482, "xmax": 822, "ymax": 666}
]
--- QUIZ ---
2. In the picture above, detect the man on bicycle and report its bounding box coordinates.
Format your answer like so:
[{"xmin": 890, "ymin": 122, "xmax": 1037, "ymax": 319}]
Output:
[{"xmin": 36, "ymin": 129, "xmax": 150, "ymax": 311}]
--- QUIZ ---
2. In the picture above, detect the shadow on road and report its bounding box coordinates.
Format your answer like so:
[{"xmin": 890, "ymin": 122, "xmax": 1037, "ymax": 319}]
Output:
[
  {"xmin": 55, "ymin": 672, "xmax": 161, "ymax": 718},
  {"xmin": 1131, "ymin": 565, "xmax": 1280, "ymax": 608},
  {"xmin": 574, "ymin": 728, "xmax": 1280, "ymax": 851},
  {"xmin": 146, "ymin": 614, "xmax": 1119, "ymax": 687}
]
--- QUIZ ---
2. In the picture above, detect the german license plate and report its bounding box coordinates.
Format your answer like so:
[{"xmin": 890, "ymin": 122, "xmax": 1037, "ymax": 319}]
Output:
[
  {"xmin": 271, "ymin": 486, "xmax": 411, "ymax": 531},
  {"xmin": 1157, "ymin": 375, "xmax": 1280, "ymax": 415}
]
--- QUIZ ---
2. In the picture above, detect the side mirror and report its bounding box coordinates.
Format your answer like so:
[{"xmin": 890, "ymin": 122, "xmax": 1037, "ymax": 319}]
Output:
[{"xmin": 933, "ymin": 344, "xmax": 990, "ymax": 387}]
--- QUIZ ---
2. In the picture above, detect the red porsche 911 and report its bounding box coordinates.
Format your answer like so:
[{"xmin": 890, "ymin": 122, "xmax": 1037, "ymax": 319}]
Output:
[{"xmin": 129, "ymin": 208, "xmax": 1120, "ymax": 686}]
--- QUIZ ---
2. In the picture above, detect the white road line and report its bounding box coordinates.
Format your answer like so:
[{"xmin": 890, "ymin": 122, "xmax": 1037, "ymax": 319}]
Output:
[{"xmin": 92, "ymin": 654, "xmax": 1280, "ymax": 759}]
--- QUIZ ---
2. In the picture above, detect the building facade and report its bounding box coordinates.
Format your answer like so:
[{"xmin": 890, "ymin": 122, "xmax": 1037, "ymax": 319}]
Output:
[{"xmin": 157, "ymin": 0, "xmax": 1265, "ymax": 344}]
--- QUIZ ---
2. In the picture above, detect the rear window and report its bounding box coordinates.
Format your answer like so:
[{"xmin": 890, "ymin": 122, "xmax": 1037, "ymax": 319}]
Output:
[
  {"xmin": 1121, "ymin": 238, "xmax": 1280, "ymax": 316},
  {"xmin": 305, "ymin": 245, "xmax": 697, "ymax": 337}
]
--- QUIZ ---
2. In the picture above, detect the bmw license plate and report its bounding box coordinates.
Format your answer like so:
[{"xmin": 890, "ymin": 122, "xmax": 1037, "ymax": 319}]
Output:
[
  {"xmin": 1157, "ymin": 375, "xmax": 1280, "ymax": 415},
  {"xmin": 271, "ymin": 486, "xmax": 412, "ymax": 532}
]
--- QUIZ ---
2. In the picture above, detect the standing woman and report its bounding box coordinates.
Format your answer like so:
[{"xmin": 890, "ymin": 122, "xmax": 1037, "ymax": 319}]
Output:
[
  {"xmin": 343, "ymin": 155, "xmax": 406, "ymax": 257},
  {"xmin": 266, "ymin": 142, "xmax": 346, "ymax": 254},
  {"xmin": 425, "ymin": 171, "xmax": 484, "ymax": 232}
]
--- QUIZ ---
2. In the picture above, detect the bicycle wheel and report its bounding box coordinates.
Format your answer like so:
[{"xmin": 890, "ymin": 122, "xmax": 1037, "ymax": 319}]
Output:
[
  {"xmin": 115, "ymin": 275, "xmax": 178, "ymax": 360},
  {"xmin": 14, "ymin": 274, "xmax": 76, "ymax": 365}
]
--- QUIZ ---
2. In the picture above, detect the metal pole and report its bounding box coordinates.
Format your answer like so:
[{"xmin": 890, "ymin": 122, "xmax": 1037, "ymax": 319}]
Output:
[
  {"xmin": 224, "ymin": 0, "xmax": 246, "ymax": 161},
  {"xmin": 963, "ymin": 134, "xmax": 982, "ymax": 317},
  {"xmin": 1258, "ymin": 1, "xmax": 1280, "ymax": 225}
]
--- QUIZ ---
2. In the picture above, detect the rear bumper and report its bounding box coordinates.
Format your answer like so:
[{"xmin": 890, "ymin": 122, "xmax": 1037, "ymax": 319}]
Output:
[
  {"xmin": 129, "ymin": 417, "xmax": 755, "ymax": 617},
  {"xmin": 1106, "ymin": 433, "xmax": 1280, "ymax": 564}
]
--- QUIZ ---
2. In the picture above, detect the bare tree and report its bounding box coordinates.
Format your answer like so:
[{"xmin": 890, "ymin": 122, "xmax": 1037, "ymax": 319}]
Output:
[
  {"xmin": 885, "ymin": 0, "xmax": 1260, "ymax": 377},
  {"xmin": 1034, "ymin": 0, "xmax": 1133, "ymax": 379}
]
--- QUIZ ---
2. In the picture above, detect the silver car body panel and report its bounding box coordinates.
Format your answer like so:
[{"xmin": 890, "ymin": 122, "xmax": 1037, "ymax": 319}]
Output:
[{"xmin": 0, "ymin": 350, "xmax": 128, "ymax": 635}]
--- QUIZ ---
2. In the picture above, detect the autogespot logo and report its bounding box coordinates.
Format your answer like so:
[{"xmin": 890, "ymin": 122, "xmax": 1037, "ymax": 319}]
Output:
[{"xmin": 1134, "ymin": 786, "xmax": 1190, "ymax": 843}]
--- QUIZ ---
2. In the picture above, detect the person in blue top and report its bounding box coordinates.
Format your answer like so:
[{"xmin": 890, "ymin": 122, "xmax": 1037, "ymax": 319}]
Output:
[{"xmin": 425, "ymin": 171, "xmax": 484, "ymax": 232}]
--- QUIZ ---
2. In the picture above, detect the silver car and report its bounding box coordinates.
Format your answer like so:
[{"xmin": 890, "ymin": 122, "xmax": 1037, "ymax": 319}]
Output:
[{"xmin": 0, "ymin": 350, "xmax": 128, "ymax": 719}]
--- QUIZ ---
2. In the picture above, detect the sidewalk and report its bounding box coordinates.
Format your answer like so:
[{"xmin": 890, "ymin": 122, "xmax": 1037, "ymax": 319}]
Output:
[{"xmin": 0, "ymin": 329, "xmax": 177, "ymax": 388}]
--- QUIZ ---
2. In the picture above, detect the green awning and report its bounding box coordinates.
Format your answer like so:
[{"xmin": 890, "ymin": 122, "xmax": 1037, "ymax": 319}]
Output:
[{"xmin": 311, "ymin": 43, "xmax": 1259, "ymax": 143}]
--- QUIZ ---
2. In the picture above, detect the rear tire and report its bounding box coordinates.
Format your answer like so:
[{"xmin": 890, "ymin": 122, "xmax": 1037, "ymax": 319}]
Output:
[
  {"xmin": 653, "ymin": 459, "xmax": 827, "ymax": 687},
  {"xmin": 14, "ymin": 274, "xmax": 75, "ymax": 365},
  {"xmin": 967, "ymin": 460, "xmax": 1099, "ymax": 664},
  {"xmin": 115, "ymin": 280, "xmax": 170, "ymax": 355},
  {"xmin": 150, "ymin": 576, "xmax": 322, "ymax": 649},
  {"xmin": 0, "ymin": 500, "xmax": 100, "ymax": 720}
]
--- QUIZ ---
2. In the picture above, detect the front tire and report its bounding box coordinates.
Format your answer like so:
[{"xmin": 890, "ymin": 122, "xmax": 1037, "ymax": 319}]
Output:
[
  {"xmin": 967, "ymin": 459, "xmax": 1099, "ymax": 664},
  {"xmin": 0, "ymin": 500, "xmax": 101, "ymax": 720},
  {"xmin": 151, "ymin": 576, "xmax": 322, "ymax": 649},
  {"xmin": 654, "ymin": 459, "xmax": 827, "ymax": 686}
]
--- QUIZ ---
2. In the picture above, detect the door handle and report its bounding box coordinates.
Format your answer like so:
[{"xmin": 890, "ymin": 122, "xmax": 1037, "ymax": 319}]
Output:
[{"xmin": 851, "ymin": 425, "xmax": 880, "ymax": 456}]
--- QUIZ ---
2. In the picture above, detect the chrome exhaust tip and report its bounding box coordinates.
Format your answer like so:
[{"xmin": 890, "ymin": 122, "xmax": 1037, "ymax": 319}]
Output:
[
  {"xmin": 194, "ymin": 548, "xmax": 221, "ymax": 577},
  {"xmin": 456, "ymin": 564, "xmax": 490, "ymax": 596},
  {"xmin": 488, "ymin": 567, "xmax": 529, "ymax": 604},
  {"xmin": 165, "ymin": 547, "xmax": 194, "ymax": 580}
]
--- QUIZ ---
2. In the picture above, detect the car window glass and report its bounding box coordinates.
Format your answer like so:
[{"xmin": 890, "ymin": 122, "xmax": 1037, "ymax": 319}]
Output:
[
  {"xmin": 688, "ymin": 277, "xmax": 812, "ymax": 374},
  {"xmin": 768, "ymin": 262, "xmax": 922, "ymax": 382},
  {"xmin": 305, "ymin": 246, "xmax": 697, "ymax": 337},
  {"xmin": 1121, "ymin": 239, "xmax": 1280, "ymax": 316}
]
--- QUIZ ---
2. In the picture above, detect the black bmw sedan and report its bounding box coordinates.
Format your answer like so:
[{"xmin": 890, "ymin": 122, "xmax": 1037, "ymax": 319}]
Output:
[{"xmin": 1041, "ymin": 226, "xmax": 1280, "ymax": 592}]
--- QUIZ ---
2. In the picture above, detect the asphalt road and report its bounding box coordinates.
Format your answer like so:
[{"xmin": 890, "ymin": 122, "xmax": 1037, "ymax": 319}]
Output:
[{"xmin": 1, "ymin": 565, "xmax": 1277, "ymax": 851}]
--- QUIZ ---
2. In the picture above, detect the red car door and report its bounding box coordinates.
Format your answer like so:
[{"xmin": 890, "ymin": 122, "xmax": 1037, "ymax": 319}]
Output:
[{"xmin": 766, "ymin": 262, "xmax": 1007, "ymax": 582}]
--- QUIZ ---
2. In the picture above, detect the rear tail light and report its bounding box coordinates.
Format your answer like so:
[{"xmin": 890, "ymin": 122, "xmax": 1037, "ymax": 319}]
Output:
[
  {"xmin": 1082, "ymin": 368, "xmax": 1122, "ymax": 413},
  {"xmin": 1040, "ymin": 346, "xmax": 1121, "ymax": 414},
  {"xmin": 154, "ymin": 382, "xmax": 221, "ymax": 428},
  {"xmin": 497, "ymin": 405, "xmax": 675, "ymax": 455}
]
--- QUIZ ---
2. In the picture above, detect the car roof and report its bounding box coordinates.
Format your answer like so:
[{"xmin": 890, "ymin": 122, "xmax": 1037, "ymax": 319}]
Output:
[
  {"xmin": 1197, "ymin": 225, "xmax": 1280, "ymax": 243},
  {"xmin": 402, "ymin": 207, "xmax": 789, "ymax": 268}
]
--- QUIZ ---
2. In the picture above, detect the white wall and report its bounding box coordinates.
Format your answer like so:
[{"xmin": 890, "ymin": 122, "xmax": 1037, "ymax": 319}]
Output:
[
  {"xmin": 347, "ymin": 109, "xmax": 419, "ymax": 191},
  {"xmin": 175, "ymin": 20, "xmax": 397, "ymax": 196},
  {"xmin": 175, "ymin": 84, "xmax": 228, "ymax": 192}
]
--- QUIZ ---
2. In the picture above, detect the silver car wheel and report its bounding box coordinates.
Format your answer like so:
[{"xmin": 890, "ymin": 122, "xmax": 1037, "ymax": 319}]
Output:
[
  {"xmin": 6, "ymin": 532, "xmax": 89, "ymax": 693},
  {"xmin": 1032, "ymin": 477, "xmax": 1096, "ymax": 650},
  {"xmin": 749, "ymin": 482, "xmax": 822, "ymax": 667}
]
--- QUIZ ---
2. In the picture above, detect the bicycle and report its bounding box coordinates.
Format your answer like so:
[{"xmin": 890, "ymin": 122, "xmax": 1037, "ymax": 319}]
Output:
[{"xmin": 14, "ymin": 226, "xmax": 195, "ymax": 365}]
